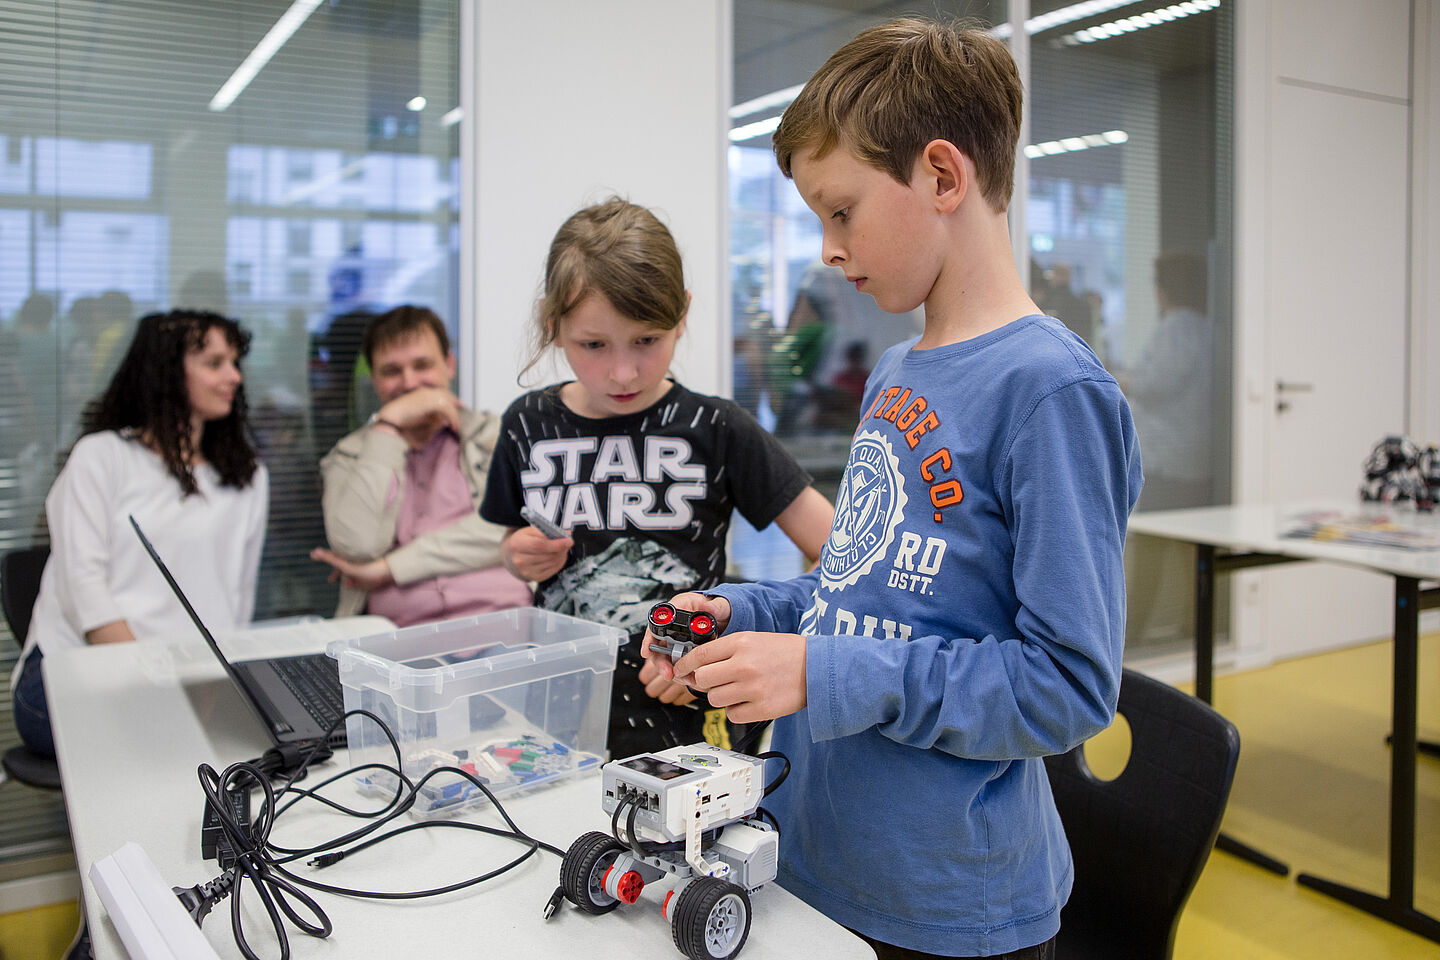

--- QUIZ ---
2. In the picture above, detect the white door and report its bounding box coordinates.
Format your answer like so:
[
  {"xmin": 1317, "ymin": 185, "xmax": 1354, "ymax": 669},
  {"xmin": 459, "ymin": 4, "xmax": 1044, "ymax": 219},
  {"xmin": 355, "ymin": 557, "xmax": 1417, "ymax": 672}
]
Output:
[{"xmin": 1254, "ymin": 3, "xmax": 1411, "ymax": 661}]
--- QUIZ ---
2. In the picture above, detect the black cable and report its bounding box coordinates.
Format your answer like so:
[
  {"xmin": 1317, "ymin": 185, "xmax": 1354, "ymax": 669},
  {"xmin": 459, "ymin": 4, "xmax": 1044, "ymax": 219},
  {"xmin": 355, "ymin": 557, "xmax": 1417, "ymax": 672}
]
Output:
[
  {"xmin": 732, "ymin": 718, "xmax": 773, "ymax": 756},
  {"xmin": 190, "ymin": 760, "xmax": 331, "ymax": 960},
  {"xmin": 610, "ymin": 794, "xmax": 630, "ymax": 845},
  {"xmin": 624, "ymin": 799, "xmax": 648, "ymax": 859},
  {"xmin": 756, "ymin": 750, "xmax": 790, "ymax": 797},
  {"xmin": 178, "ymin": 707, "xmax": 571, "ymax": 959}
]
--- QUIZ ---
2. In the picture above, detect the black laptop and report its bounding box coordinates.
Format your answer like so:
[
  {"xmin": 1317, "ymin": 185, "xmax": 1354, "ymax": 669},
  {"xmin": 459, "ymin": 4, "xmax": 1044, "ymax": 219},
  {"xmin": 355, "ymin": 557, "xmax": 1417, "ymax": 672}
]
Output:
[{"xmin": 129, "ymin": 516, "xmax": 347, "ymax": 750}]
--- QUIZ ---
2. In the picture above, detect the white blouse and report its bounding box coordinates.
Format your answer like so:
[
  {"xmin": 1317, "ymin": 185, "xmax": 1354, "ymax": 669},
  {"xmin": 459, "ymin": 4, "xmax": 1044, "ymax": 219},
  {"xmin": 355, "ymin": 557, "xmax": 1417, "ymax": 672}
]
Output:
[{"xmin": 12, "ymin": 430, "xmax": 268, "ymax": 685}]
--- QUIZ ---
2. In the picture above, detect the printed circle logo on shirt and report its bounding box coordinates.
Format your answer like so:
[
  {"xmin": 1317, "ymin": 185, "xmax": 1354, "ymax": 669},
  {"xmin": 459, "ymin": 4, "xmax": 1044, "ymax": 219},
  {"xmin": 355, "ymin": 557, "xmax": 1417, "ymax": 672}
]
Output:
[{"xmin": 821, "ymin": 429, "xmax": 907, "ymax": 592}]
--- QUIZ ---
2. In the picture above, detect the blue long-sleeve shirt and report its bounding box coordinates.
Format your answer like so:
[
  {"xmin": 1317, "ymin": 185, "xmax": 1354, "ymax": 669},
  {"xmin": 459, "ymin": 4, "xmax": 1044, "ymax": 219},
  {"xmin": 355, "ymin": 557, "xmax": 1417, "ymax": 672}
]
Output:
[{"xmin": 710, "ymin": 316, "xmax": 1142, "ymax": 955}]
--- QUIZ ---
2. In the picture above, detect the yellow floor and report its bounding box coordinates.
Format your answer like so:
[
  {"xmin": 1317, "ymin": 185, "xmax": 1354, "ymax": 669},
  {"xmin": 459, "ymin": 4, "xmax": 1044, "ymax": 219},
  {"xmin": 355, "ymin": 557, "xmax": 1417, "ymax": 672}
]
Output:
[
  {"xmin": 0, "ymin": 636, "xmax": 1435, "ymax": 959},
  {"xmin": 1172, "ymin": 635, "xmax": 1440, "ymax": 959},
  {"xmin": 0, "ymin": 899, "xmax": 79, "ymax": 960}
]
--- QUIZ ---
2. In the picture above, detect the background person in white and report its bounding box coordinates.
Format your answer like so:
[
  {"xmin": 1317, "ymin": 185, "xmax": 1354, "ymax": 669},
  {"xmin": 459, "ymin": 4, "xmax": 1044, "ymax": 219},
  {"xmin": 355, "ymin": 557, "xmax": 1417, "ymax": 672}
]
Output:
[
  {"xmin": 310, "ymin": 305, "xmax": 530, "ymax": 624},
  {"xmin": 10, "ymin": 310, "xmax": 268, "ymax": 758},
  {"xmin": 1119, "ymin": 252, "xmax": 1215, "ymax": 510},
  {"xmin": 1116, "ymin": 252, "xmax": 1216, "ymax": 647}
]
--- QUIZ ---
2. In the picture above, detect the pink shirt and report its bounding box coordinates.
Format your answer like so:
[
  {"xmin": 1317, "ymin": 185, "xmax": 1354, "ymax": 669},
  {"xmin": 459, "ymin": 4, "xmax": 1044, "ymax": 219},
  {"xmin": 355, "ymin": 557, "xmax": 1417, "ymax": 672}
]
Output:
[{"xmin": 365, "ymin": 429, "xmax": 532, "ymax": 627}]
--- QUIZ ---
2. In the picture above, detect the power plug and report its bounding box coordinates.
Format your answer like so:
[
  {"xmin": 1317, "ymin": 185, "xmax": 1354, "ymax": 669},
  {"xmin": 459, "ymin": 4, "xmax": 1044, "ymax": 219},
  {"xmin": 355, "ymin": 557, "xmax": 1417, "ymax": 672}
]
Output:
[{"xmin": 88, "ymin": 842, "xmax": 222, "ymax": 960}]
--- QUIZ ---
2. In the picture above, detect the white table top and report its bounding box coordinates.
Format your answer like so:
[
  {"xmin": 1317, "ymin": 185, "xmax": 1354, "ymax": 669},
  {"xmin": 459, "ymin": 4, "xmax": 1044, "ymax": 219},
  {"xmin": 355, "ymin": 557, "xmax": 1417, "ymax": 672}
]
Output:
[
  {"xmin": 45, "ymin": 640, "xmax": 872, "ymax": 960},
  {"xmin": 1127, "ymin": 501, "xmax": 1440, "ymax": 582}
]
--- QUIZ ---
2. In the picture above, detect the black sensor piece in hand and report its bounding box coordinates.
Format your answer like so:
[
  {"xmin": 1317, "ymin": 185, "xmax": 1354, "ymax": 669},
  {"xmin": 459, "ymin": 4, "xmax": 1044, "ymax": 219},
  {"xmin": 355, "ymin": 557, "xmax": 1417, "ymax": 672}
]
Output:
[{"xmin": 646, "ymin": 602, "xmax": 716, "ymax": 661}]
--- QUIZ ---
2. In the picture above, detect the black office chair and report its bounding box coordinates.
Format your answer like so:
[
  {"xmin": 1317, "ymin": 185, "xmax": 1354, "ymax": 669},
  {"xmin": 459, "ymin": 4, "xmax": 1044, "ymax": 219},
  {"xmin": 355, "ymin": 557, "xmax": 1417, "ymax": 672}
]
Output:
[
  {"xmin": 1045, "ymin": 668, "xmax": 1240, "ymax": 960},
  {"xmin": 2, "ymin": 545, "xmax": 62, "ymax": 790}
]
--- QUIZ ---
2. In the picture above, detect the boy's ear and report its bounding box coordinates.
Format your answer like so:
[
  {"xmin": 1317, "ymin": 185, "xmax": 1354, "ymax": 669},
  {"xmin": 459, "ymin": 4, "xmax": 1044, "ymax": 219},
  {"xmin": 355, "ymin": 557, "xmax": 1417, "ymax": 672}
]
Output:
[{"xmin": 920, "ymin": 139, "xmax": 969, "ymax": 214}]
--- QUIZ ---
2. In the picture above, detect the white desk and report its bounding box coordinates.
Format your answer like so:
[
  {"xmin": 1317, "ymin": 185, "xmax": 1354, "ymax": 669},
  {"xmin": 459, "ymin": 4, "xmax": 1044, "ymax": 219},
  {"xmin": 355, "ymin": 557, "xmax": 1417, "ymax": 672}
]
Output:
[
  {"xmin": 1128, "ymin": 502, "xmax": 1440, "ymax": 943},
  {"xmin": 43, "ymin": 640, "xmax": 874, "ymax": 960}
]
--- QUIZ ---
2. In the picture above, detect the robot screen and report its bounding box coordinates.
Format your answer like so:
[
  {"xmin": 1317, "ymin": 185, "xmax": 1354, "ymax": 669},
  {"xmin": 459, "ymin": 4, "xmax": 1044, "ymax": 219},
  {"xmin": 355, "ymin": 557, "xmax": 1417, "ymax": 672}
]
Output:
[{"xmin": 620, "ymin": 756, "xmax": 690, "ymax": 781}]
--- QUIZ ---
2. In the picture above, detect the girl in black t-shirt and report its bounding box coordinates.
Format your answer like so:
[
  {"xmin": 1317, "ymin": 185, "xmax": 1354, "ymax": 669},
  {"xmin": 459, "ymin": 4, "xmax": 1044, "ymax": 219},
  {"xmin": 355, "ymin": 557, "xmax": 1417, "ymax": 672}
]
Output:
[{"xmin": 480, "ymin": 198, "xmax": 833, "ymax": 759}]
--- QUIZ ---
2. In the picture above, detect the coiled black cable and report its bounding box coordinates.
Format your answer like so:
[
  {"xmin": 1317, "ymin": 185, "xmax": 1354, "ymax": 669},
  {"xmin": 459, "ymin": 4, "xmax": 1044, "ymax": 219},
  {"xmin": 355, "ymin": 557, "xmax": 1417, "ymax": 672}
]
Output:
[{"xmin": 180, "ymin": 708, "xmax": 566, "ymax": 959}]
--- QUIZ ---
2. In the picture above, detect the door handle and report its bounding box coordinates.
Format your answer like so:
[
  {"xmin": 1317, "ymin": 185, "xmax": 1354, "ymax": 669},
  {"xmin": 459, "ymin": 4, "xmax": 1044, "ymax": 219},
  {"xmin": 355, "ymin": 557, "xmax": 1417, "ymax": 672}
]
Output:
[{"xmin": 1275, "ymin": 380, "xmax": 1314, "ymax": 413}]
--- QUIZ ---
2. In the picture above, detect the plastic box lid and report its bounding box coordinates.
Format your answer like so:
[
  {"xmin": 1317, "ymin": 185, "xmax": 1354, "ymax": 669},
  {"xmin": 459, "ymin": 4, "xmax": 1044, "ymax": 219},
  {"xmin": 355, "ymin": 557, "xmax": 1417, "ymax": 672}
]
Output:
[{"xmin": 326, "ymin": 607, "xmax": 623, "ymax": 712}]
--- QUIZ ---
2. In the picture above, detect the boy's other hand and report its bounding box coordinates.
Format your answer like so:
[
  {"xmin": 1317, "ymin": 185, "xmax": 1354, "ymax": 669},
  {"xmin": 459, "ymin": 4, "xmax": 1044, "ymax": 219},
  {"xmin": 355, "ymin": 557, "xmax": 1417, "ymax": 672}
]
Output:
[
  {"xmin": 640, "ymin": 592, "xmax": 732, "ymax": 679},
  {"xmin": 502, "ymin": 525, "xmax": 572, "ymax": 582},
  {"xmin": 671, "ymin": 630, "xmax": 806, "ymax": 725}
]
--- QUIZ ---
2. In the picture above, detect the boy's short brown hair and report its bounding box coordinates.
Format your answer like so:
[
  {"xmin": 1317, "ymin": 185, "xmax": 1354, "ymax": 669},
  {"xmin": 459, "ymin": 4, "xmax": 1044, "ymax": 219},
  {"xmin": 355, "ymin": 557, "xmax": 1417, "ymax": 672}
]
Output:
[{"xmin": 773, "ymin": 17, "xmax": 1022, "ymax": 212}]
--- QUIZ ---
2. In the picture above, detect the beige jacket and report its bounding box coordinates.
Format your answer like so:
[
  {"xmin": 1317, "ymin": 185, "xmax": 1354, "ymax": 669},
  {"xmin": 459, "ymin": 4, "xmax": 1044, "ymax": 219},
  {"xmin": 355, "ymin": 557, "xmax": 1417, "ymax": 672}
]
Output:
[{"xmin": 319, "ymin": 407, "xmax": 510, "ymax": 617}]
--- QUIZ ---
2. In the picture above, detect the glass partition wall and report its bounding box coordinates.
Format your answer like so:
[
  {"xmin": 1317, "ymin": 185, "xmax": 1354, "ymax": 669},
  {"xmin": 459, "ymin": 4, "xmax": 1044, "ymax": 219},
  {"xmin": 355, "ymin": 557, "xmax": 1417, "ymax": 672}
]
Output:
[
  {"xmin": 0, "ymin": 0, "xmax": 459, "ymax": 864},
  {"xmin": 0, "ymin": 0, "xmax": 1234, "ymax": 870},
  {"xmin": 728, "ymin": 0, "xmax": 1235, "ymax": 661},
  {"xmin": 1026, "ymin": 0, "xmax": 1234, "ymax": 659},
  {"xmin": 728, "ymin": 0, "xmax": 1008, "ymax": 581}
]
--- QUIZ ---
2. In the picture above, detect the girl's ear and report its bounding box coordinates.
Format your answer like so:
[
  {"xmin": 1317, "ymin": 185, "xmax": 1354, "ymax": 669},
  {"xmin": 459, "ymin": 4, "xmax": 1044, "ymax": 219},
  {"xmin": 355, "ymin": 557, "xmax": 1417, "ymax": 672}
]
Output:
[
  {"xmin": 920, "ymin": 139, "xmax": 969, "ymax": 214},
  {"xmin": 675, "ymin": 291, "xmax": 692, "ymax": 337}
]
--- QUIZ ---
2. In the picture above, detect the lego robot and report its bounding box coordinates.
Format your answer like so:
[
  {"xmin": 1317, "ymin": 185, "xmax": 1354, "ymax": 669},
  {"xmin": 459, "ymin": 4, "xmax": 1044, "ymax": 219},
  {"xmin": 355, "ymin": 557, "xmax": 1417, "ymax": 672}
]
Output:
[
  {"xmin": 555, "ymin": 743, "xmax": 778, "ymax": 960},
  {"xmin": 1360, "ymin": 435, "xmax": 1440, "ymax": 510}
]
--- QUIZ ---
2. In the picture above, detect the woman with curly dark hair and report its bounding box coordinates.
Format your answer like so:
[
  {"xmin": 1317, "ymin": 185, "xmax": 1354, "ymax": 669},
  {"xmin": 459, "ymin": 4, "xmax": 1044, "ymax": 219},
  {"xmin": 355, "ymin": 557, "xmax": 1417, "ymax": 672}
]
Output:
[{"xmin": 10, "ymin": 309, "xmax": 269, "ymax": 758}]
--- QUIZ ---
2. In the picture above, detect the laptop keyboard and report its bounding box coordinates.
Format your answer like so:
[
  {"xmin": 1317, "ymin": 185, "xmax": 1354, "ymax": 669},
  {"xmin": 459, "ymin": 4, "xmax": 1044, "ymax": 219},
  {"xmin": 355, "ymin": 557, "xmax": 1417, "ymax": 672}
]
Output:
[{"xmin": 272, "ymin": 653, "xmax": 345, "ymax": 734}]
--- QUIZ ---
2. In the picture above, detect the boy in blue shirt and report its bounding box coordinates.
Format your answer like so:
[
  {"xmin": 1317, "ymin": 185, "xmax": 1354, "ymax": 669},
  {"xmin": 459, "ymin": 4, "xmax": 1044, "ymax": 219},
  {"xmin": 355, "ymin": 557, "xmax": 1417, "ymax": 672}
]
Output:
[{"xmin": 644, "ymin": 17, "xmax": 1143, "ymax": 960}]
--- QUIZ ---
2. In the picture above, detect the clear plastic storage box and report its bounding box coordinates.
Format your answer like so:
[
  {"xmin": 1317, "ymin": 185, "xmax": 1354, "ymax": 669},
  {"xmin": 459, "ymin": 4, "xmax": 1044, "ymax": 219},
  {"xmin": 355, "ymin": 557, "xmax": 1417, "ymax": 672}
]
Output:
[{"xmin": 326, "ymin": 607, "xmax": 623, "ymax": 816}]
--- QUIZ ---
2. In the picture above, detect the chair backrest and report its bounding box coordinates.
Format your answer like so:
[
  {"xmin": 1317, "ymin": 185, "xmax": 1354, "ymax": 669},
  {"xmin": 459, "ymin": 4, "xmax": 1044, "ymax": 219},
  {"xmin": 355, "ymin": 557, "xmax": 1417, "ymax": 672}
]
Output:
[
  {"xmin": 1, "ymin": 545, "xmax": 50, "ymax": 645},
  {"xmin": 1045, "ymin": 668, "xmax": 1240, "ymax": 960}
]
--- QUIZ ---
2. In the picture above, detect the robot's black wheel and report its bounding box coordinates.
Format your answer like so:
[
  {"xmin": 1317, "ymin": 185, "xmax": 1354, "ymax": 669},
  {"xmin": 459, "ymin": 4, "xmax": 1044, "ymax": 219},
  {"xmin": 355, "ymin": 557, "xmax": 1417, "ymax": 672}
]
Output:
[
  {"xmin": 670, "ymin": 877, "xmax": 751, "ymax": 960},
  {"xmin": 560, "ymin": 831, "xmax": 626, "ymax": 915}
]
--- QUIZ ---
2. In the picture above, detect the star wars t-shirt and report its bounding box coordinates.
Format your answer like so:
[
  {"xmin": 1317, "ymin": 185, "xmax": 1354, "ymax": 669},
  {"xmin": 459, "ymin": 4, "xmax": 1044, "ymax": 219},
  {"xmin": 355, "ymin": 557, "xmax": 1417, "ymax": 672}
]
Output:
[{"xmin": 480, "ymin": 381, "xmax": 812, "ymax": 756}]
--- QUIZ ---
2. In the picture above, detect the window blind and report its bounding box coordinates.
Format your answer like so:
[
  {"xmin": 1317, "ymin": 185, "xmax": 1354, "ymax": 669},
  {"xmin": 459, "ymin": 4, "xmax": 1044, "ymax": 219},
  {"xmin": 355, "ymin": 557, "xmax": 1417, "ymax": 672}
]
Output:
[{"xmin": 0, "ymin": 0, "xmax": 460, "ymax": 866}]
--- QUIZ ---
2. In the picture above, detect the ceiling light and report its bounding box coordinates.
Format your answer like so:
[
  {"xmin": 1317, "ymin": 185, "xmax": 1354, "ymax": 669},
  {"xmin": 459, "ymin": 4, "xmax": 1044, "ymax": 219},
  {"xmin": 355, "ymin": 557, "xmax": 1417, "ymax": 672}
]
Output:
[
  {"xmin": 732, "ymin": 0, "xmax": 1214, "ymax": 133},
  {"xmin": 730, "ymin": 83, "xmax": 806, "ymax": 120},
  {"xmin": 1023, "ymin": 129, "xmax": 1130, "ymax": 159},
  {"xmin": 1056, "ymin": 0, "xmax": 1221, "ymax": 46},
  {"xmin": 208, "ymin": 0, "xmax": 325, "ymax": 112},
  {"xmin": 730, "ymin": 115, "xmax": 783, "ymax": 143},
  {"xmin": 439, "ymin": 107, "xmax": 462, "ymax": 128},
  {"xmin": 406, "ymin": 96, "xmax": 427, "ymax": 112},
  {"xmin": 990, "ymin": 0, "xmax": 1152, "ymax": 39}
]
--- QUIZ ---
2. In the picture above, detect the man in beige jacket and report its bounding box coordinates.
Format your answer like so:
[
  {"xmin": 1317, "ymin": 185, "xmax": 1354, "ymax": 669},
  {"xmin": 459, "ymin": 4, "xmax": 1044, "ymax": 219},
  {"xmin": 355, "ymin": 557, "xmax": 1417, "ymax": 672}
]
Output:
[{"xmin": 311, "ymin": 306, "xmax": 530, "ymax": 624}]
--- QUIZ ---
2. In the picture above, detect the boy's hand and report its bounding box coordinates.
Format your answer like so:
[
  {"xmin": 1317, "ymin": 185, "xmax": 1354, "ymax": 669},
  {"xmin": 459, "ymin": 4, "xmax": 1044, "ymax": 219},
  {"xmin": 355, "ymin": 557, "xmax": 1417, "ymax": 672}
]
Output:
[
  {"xmin": 671, "ymin": 631, "xmax": 807, "ymax": 725},
  {"xmin": 502, "ymin": 525, "xmax": 571, "ymax": 582},
  {"xmin": 640, "ymin": 592, "xmax": 731, "ymax": 677}
]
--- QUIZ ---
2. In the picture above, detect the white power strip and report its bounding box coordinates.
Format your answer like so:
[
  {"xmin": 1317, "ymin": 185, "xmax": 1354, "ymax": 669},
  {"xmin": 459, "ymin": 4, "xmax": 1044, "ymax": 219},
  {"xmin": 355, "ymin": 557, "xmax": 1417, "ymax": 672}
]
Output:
[{"xmin": 88, "ymin": 842, "xmax": 222, "ymax": 960}]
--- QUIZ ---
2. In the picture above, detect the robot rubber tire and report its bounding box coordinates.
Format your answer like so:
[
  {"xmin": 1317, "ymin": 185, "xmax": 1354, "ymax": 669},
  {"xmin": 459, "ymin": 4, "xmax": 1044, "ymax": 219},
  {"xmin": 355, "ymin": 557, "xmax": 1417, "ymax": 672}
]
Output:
[
  {"xmin": 670, "ymin": 877, "xmax": 752, "ymax": 960},
  {"xmin": 560, "ymin": 831, "xmax": 626, "ymax": 915}
]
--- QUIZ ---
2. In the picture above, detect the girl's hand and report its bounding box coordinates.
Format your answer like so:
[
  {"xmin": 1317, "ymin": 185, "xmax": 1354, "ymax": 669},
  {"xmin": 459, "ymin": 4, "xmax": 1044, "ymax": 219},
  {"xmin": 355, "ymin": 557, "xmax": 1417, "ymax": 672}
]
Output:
[
  {"xmin": 502, "ymin": 525, "xmax": 572, "ymax": 582},
  {"xmin": 638, "ymin": 657, "xmax": 697, "ymax": 705},
  {"xmin": 640, "ymin": 592, "xmax": 731, "ymax": 680},
  {"xmin": 671, "ymin": 631, "xmax": 807, "ymax": 724}
]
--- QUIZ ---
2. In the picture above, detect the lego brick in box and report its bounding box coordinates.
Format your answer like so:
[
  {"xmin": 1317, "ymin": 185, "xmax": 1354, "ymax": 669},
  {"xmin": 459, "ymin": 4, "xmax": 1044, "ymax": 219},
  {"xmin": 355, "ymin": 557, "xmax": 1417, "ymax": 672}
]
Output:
[{"xmin": 326, "ymin": 607, "xmax": 622, "ymax": 815}]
